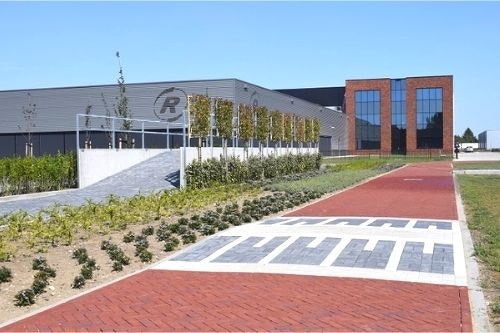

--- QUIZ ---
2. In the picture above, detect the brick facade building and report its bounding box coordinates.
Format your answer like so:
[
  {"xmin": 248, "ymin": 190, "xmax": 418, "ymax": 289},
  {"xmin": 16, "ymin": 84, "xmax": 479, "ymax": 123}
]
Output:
[{"xmin": 345, "ymin": 76, "xmax": 453, "ymax": 155}]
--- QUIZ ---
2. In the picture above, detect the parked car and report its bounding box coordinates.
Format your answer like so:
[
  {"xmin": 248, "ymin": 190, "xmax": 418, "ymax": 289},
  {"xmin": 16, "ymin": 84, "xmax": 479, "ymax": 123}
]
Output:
[{"xmin": 464, "ymin": 146, "xmax": 474, "ymax": 152}]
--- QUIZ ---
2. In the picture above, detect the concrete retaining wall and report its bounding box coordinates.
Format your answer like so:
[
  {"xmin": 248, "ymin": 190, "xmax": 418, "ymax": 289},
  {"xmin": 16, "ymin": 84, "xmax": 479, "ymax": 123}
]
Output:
[{"xmin": 78, "ymin": 149, "xmax": 168, "ymax": 188}]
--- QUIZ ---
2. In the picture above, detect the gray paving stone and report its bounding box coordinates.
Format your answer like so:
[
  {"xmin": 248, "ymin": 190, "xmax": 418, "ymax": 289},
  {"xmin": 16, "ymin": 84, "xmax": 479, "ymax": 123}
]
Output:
[
  {"xmin": 414, "ymin": 220, "xmax": 452, "ymax": 230},
  {"xmin": 398, "ymin": 242, "xmax": 454, "ymax": 274},
  {"xmin": 171, "ymin": 236, "xmax": 240, "ymax": 262},
  {"xmin": 281, "ymin": 218, "xmax": 327, "ymax": 225},
  {"xmin": 212, "ymin": 236, "xmax": 289, "ymax": 263},
  {"xmin": 325, "ymin": 218, "xmax": 368, "ymax": 226},
  {"xmin": 333, "ymin": 239, "xmax": 395, "ymax": 269},
  {"xmin": 261, "ymin": 218, "xmax": 289, "ymax": 225},
  {"xmin": 271, "ymin": 237, "xmax": 340, "ymax": 265},
  {"xmin": 369, "ymin": 219, "xmax": 409, "ymax": 228},
  {"xmin": 0, "ymin": 151, "xmax": 180, "ymax": 216}
]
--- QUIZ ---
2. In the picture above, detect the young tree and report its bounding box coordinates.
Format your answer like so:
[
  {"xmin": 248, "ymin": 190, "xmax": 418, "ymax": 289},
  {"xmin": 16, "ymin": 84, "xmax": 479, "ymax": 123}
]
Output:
[
  {"xmin": 189, "ymin": 94, "xmax": 211, "ymax": 160},
  {"xmin": 215, "ymin": 98, "xmax": 233, "ymax": 159},
  {"xmin": 114, "ymin": 52, "xmax": 132, "ymax": 147}
]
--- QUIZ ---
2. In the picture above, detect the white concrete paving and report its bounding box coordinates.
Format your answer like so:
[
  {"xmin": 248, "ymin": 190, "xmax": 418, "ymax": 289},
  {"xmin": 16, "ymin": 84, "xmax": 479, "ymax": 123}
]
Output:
[{"xmin": 153, "ymin": 216, "xmax": 467, "ymax": 286}]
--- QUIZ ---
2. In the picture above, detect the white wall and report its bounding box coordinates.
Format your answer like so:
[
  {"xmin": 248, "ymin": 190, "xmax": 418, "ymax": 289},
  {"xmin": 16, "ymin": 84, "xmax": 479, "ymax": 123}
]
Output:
[
  {"xmin": 78, "ymin": 149, "xmax": 167, "ymax": 188},
  {"xmin": 179, "ymin": 146, "xmax": 318, "ymax": 187}
]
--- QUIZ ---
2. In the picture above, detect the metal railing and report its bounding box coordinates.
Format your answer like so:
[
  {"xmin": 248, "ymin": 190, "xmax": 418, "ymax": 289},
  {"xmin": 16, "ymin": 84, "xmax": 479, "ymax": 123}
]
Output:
[{"xmin": 76, "ymin": 113, "xmax": 187, "ymax": 150}]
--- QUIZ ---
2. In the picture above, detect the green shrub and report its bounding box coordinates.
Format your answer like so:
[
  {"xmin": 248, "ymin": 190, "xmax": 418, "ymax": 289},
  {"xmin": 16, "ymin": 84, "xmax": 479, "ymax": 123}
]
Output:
[
  {"xmin": 0, "ymin": 153, "xmax": 77, "ymax": 196},
  {"xmin": 80, "ymin": 265, "xmax": 93, "ymax": 280},
  {"xmin": 0, "ymin": 266, "xmax": 12, "ymax": 283},
  {"xmin": 181, "ymin": 232, "xmax": 197, "ymax": 245},
  {"xmin": 186, "ymin": 153, "xmax": 322, "ymax": 189},
  {"xmin": 31, "ymin": 276, "xmax": 48, "ymax": 295},
  {"xmin": 32, "ymin": 256, "xmax": 47, "ymax": 271},
  {"xmin": 141, "ymin": 226, "xmax": 154, "ymax": 236},
  {"xmin": 14, "ymin": 288, "xmax": 35, "ymax": 306},
  {"xmin": 138, "ymin": 250, "xmax": 153, "ymax": 263},
  {"xmin": 72, "ymin": 275, "xmax": 86, "ymax": 289},
  {"xmin": 72, "ymin": 248, "xmax": 89, "ymax": 264},
  {"xmin": 163, "ymin": 236, "xmax": 180, "ymax": 252},
  {"xmin": 123, "ymin": 231, "xmax": 135, "ymax": 243},
  {"xmin": 492, "ymin": 296, "xmax": 500, "ymax": 314}
]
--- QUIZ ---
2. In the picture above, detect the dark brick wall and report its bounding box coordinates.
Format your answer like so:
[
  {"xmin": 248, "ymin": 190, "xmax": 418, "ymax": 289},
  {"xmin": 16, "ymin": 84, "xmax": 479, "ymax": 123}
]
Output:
[{"xmin": 346, "ymin": 76, "xmax": 453, "ymax": 155}]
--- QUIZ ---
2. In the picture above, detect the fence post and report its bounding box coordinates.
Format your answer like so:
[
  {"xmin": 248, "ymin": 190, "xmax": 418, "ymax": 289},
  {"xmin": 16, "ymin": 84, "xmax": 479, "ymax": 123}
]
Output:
[
  {"xmin": 141, "ymin": 121, "xmax": 145, "ymax": 149},
  {"xmin": 76, "ymin": 114, "xmax": 80, "ymax": 151},
  {"xmin": 111, "ymin": 118, "xmax": 116, "ymax": 149}
]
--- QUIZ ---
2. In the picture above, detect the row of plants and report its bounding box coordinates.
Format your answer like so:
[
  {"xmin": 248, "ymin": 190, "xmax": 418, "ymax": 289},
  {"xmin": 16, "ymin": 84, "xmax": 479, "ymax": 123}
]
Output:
[
  {"xmin": 0, "ymin": 184, "xmax": 260, "ymax": 261},
  {"xmin": 4, "ymin": 186, "xmax": 323, "ymax": 307},
  {"xmin": 0, "ymin": 152, "xmax": 77, "ymax": 196},
  {"xmin": 14, "ymin": 257, "xmax": 56, "ymax": 306},
  {"xmin": 71, "ymin": 248, "xmax": 99, "ymax": 289},
  {"xmin": 188, "ymin": 94, "xmax": 321, "ymax": 146},
  {"xmin": 185, "ymin": 153, "xmax": 322, "ymax": 189}
]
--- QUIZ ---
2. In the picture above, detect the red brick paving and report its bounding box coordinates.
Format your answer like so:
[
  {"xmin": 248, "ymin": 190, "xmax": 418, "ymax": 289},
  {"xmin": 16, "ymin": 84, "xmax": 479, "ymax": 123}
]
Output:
[
  {"xmin": 1, "ymin": 270, "xmax": 472, "ymax": 332},
  {"xmin": 0, "ymin": 161, "xmax": 473, "ymax": 332},
  {"xmin": 287, "ymin": 162, "xmax": 458, "ymax": 220}
]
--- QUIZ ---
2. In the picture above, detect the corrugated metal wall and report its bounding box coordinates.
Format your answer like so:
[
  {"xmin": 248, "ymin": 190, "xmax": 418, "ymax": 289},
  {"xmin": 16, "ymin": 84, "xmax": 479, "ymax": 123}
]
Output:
[{"xmin": 0, "ymin": 79, "xmax": 347, "ymax": 156}]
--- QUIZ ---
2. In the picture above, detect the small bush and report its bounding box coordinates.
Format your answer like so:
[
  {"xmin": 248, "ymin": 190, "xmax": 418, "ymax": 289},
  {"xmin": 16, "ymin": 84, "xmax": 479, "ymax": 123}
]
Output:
[
  {"xmin": 84, "ymin": 258, "xmax": 98, "ymax": 270},
  {"xmin": 101, "ymin": 241, "xmax": 130, "ymax": 271},
  {"xmin": 14, "ymin": 289, "xmax": 35, "ymax": 306},
  {"xmin": 181, "ymin": 232, "xmax": 197, "ymax": 245},
  {"xmin": 199, "ymin": 224, "xmax": 216, "ymax": 236},
  {"xmin": 163, "ymin": 237, "xmax": 180, "ymax": 252},
  {"xmin": 32, "ymin": 257, "xmax": 48, "ymax": 271},
  {"xmin": 492, "ymin": 297, "xmax": 500, "ymax": 314},
  {"xmin": 0, "ymin": 266, "xmax": 12, "ymax": 283},
  {"xmin": 141, "ymin": 226, "xmax": 154, "ymax": 236},
  {"xmin": 31, "ymin": 276, "xmax": 48, "ymax": 295},
  {"xmin": 138, "ymin": 250, "xmax": 153, "ymax": 263},
  {"xmin": 112, "ymin": 261, "xmax": 123, "ymax": 272},
  {"xmin": 156, "ymin": 222, "xmax": 172, "ymax": 242},
  {"xmin": 81, "ymin": 265, "xmax": 93, "ymax": 280},
  {"xmin": 101, "ymin": 240, "xmax": 112, "ymax": 250},
  {"xmin": 134, "ymin": 236, "xmax": 149, "ymax": 255},
  {"xmin": 123, "ymin": 231, "xmax": 135, "ymax": 243},
  {"xmin": 71, "ymin": 275, "xmax": 86, "ymax": 289},
  {"xmin": 72, "ymin": 248, "xmax": 89, "ymax": 264}
]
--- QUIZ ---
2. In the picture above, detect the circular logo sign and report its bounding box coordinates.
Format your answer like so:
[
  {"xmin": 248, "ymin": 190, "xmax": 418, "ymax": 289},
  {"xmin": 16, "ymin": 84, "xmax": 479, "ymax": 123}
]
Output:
[{"xmin": 153, "ymin": 87, "xmax": 187, "ymax": 122}]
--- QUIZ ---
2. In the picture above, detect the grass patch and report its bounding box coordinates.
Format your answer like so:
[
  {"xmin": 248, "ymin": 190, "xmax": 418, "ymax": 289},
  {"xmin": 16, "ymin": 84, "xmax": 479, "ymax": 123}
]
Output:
[
  {"xmin": 268, "ymin": 161, "xmax": 403, "ymax": 194},
  {"xmin": 322, "ymin": 154, "xmax": 451, "ymax": 165},
  {"xmin": 453, "ymin": 161, "xmax": 500, "ymax": 170},
  {"xmin": 457, "ymin": 175, "xmax": 500, "ymax": 272}
]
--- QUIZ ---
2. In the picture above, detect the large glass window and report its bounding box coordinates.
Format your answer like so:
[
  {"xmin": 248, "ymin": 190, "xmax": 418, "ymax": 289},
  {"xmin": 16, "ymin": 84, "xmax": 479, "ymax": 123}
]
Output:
[
  {"xmin": 391, "ymin": 79, "xmax": 406, "ymax": 154},
  {"xmin": 355, "ymin": 90, "xmax": 380, "ymax": 149},
  {"xmin": 416, "ymin": 87, "xmax": 443, "ymax": 148}
]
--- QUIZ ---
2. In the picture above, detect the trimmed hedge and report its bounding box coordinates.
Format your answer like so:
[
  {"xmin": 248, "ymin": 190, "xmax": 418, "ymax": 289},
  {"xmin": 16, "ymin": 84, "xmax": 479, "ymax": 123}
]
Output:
[
  {"xmin": 185, "ymin": 153, "xmax": 322, "ymax": 189},
  {"xmin": 0, "ymin": 153, "xmax": 77, "ymax": 196}
]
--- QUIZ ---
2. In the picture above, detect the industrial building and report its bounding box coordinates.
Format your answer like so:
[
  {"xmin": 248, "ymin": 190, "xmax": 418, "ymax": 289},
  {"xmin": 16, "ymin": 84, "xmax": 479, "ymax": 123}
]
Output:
[
  {"xmin": 478, "ymin": 130, "xmax": 500, "ymax": 150},
  {"xmin": 0, "ymin": 75, "xmax": 453, "ymax": 157}
]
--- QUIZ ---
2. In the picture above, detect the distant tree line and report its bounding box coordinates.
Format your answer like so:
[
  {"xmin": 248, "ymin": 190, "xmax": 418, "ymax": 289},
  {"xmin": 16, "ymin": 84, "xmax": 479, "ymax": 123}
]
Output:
[{"xmin": 454, "ymin": 127, "xmax": 478, "ymax": 144}]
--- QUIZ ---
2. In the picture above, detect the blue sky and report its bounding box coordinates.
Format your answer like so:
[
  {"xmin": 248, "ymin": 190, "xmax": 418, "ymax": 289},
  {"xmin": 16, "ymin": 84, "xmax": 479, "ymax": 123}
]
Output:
[{"xmin": 1, "ymin": 1, "xmax": 499, "ymax": 136}]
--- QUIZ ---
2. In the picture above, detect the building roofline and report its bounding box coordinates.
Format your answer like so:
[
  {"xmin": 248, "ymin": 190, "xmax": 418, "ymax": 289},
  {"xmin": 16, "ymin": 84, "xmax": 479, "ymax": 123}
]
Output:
[
  {"xmin": 0, "ymin": 78, "xmax": 240, "ymax": 93},
  {"xmin": 346, "ymin": 75, "xmax": 453, "ymax": 82}
]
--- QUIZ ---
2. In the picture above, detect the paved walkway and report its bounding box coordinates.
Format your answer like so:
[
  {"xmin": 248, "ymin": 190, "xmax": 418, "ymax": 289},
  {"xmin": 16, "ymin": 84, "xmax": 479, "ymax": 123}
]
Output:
[
  {"xmin": 0, "ymin": 150, "xmax": 180, "ymax": 216},
  {"xmin": 0, "ymin": 161, "xmax": 473, "ymax": 332}
]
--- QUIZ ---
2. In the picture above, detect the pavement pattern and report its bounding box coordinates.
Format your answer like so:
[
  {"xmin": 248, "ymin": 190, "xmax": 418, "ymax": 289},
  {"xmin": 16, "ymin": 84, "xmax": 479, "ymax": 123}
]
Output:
[
  {"xmin": 0, "ymin": 161, "xmax": 473, "ymax": 332},
  {"xmin": 0, "ymin": 150, "xmax": 180, "ymax": 216}
]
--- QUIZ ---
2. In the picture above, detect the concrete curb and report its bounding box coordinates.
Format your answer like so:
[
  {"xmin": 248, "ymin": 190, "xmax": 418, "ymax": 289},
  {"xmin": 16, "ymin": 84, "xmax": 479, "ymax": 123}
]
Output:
[
  {"xmin": 454, "ymin": 169, "xmax": 500, "ymax": 175},
  {"xmin": 453, "ymin": 173, "xmax": 492, "ymax": 332}
]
